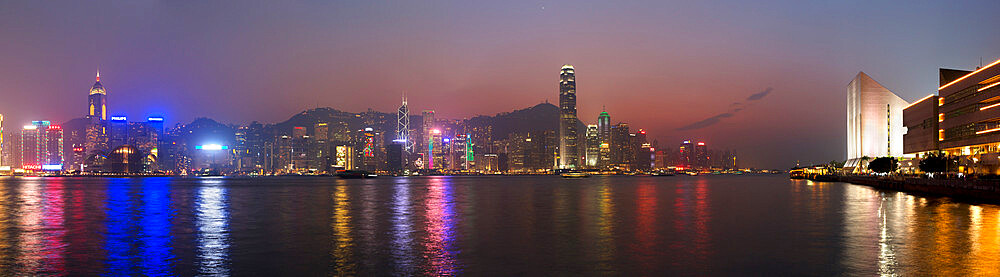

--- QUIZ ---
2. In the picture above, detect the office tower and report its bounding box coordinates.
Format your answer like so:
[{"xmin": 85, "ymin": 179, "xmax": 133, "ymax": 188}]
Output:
[
  {"xmin": 610, "ymin": 123, "xmax": 631, "ymax": 169},
  {"xmin": 597, "ymin": 109, "xmax": 611, "ymax": 167},
  {"xmin": 293, "ymin": 126, "xmax": 307, "ymax": 139},
  {"xmin": 109, "ymin": 116, "xmax": 129, "ymax": 149},
  {"xmin": 387, "ymin": 142, "xmax": 403, "ymax": 173},
  {"xmin": 21, "ymin": 121, "xmax": 63, "ymax": 171},
  {"xmin": 361, "ymin": 127, "xmax": 378, "ymax": 171},
  {"xmin": 426, "ymin": 129, "xmax": 442, "ymax": 169},
  {"xmin": 633, "ymin": 129, "xmax": 651, "ymax": 170},
  {"xmin": 695, "ymin": 141, "xmax": 708, "ymax": 168},
  {"xmin": 314, "ymin": 123, "xmax": 330, "ymax": 141},
  {"xmin": 127, "ymin": 121, "xmax": 158, "ymax": 158},
  {"xmin": 85, "ymin": 71, "xmax": 109, "ymax": 155},
  {"xmin": 585, "ymin": 125, "xmax": 599, "ymax": 167},
  {"xmin": 147, "ymin": 117, "xmax": 164, "ymax": 156},
  {"xmin": 335, "ymin": 145, "xmax": 354, "ymax": 170},
  {"xmin": 558, "ymin": 64, "xmax": 579, "ymax": 169},
  {"xmin": 397, "ymin": 96, "xmax": 413, "ymax": 155},
  {"xmin": 89, "ymin": 71, "xmax": 108, "ymax": 121},
  {"xmin": 679, "ymin": 140, "xmax": 694, "ymax": 169},
  {"xmin": 845, "ymin": 72, "xmax": 908, "ymax": 169}
]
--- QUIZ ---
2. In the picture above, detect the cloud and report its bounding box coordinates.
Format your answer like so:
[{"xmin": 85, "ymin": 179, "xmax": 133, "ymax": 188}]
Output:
[
  {"xmin": 675, "ymin": 88, "xmax": 773, "ymax": 131},
  {"xmin": 746, "ymin": 87, "xmax": 773, "ymax": 101},
  {"xmin": 676, "ymin": 113, "xmax": 734, "ymax": 131}
]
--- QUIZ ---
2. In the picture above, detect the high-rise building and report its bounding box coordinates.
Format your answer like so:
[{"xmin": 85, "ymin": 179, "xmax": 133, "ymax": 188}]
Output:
[
  {"xmin": 679, "ymin": 140, "xmax": 694, "ymax": 168},
  {"xmin": 85, "ymin": 71, "xmax": 109, "ymax": 155},
  {"xmin": 694, "ymin": 141, "xmax": 708, "ymax": 168},
  {"xmin": 610, "ymin": 123, "xmax": 631, "ymax": 170},
  {"xmin": 559, "ymin": 64, "xmax": 579, "ymax": 169},
  {"xmin": 633, "ymin": 129, "xmax": 651, "ymax": 170},
  {"xmin": 397, "ymin": 96, "xmax": 413, "ymax": 156},
  {"xmin": 21, "ymin": 121, "xmax": 63, "ymax": 171},
  {"xmin": 585, "ymin": 125, "xmax": 599, "ymax": 167},
  {"xmin": 109, "ymin": 116, "xmax": 129, "ymax": 149},
  {"xmin": 845, "ymin": 72, "xmax": 908, "ymax": 170},
  {"xmin": 597, "ymin": 109, "xmax": 611, "ymax": 167}
]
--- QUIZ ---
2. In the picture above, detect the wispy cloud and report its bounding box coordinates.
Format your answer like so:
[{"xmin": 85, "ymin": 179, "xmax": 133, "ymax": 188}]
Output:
[{"xmin": 675, "ymin": 87, "xmax": 773, "ymax": 131}]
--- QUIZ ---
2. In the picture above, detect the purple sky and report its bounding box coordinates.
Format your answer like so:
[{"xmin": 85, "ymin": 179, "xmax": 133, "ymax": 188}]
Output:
[{"xmin": 1, "ymin": 0, "xmax": 999, "ymax": 168}]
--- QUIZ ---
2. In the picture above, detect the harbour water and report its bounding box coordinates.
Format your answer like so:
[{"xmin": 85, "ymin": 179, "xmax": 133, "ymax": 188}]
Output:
[{"xmin": 0, "ymin": 175, "xmax": 996, "ymax": 275}]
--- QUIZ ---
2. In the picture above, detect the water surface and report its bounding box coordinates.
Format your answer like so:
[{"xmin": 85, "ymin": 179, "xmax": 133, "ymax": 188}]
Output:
[{"xmin": 0, "ymin": 175, "xmax": 996, "ymax": 275}]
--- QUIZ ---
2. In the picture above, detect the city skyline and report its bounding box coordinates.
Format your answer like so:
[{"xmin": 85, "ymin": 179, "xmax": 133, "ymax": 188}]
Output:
[{"xmin": 2, "ymin": 1, "xmax": 1000, "ymax": 168}]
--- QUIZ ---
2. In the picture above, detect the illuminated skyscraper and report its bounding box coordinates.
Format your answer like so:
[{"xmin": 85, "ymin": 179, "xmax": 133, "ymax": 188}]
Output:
[
  {"xmin": 845, "ymin": 72, "xmax": 908, "ymax": 169},
  {"xmin": 109, "ymin": 115, "xmax": 129, "ymax": 149},
  {"xmin": 85, "ymin": 71, "xmax": 109, "ymax": 155},
  {"xmin": 397, "ymin": 95, "xmax": 413, "ymax": 155},
  {"xmin": 597, "ymin": 109, "xmax": 611, "ymax": 167},
  {"xmin": 21, "ymin": 121, "xmax": 63, "ymax": 171},
  {"xmin": 558, "ymin": 64, "xmax": 579, "ymax": 169},
  {"xmin": 585, "ymin": 125, "xmax": 599, "ymax": 167}
]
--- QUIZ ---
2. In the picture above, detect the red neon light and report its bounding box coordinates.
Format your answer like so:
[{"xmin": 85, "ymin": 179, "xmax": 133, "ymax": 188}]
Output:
[
  {"xmin": 697, "ymin": 142, "xmax": 705, "ymax": 146},
  {"xmin": 23, "ymin": 165, "xmax": 42, "ymax": 170},
  {"xmin": 49, "ymin": 125, "xmax": 61, "ymax": 129}
]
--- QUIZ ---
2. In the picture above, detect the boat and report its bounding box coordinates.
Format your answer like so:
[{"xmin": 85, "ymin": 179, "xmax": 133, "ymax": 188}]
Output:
[
  {"xmin": 560, "ymin": 172, "xmax": 590, "ymax": 178},
  {"xmin": 650, "ymin": 171, "xmax": 675, "ymax": 176},
  {"xmin": 336, "ymin": 170, "xmax": 377, "ymax": 179}
]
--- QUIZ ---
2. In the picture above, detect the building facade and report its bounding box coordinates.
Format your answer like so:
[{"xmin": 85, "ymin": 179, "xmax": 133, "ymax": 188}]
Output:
[
  {"xmin": 845, "ymin": 72, "xmax": 909, "ymax": 169},
  {"xmin": 559, "ymin": 64, "xmax": 579, "ymax": 169}
]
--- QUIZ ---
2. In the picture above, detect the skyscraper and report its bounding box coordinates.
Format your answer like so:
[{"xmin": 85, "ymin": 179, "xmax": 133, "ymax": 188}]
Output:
[
  {"xmin": 597, "ymin": 109, "xmax": 611, "ymax": 167},
  {"xmin": 109, "ymin": 115, "xmax": 129, "ymax": 149},
  {"xmin": 610, "ymin": 123, "xmax": 631, "ymax": 170},
  {"xmin": 21, "ymin": 121, "xmax": 63, "ymax": 171},
  {"xmin": 397, "ymin": 95, "xmax": 413, "ymax": 155},
  {"xmin": 558, "ymin": 64, "xmax": 579, "ymax": 169},
  {"xmin": 85, "ymin": 71, "xmax": 109, "ymax": 155},
  {"xmin": 585, "ymin": 125, "xmax": 599, "ymax": 167}
]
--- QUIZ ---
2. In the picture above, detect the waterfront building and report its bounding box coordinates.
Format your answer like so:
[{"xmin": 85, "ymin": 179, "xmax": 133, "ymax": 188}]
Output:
[
  {"xmin": 108, "ymin": 145, "xmax": 146, "ymax": 173},
  {"xmin": 127, "ymin": 121, "xmax": 158, "ymax": 158},
  {"xmin": 559, "ymin": 64, "xmax": 579, "ymax": 169},
  {"xmin": 845, "ymin": 72, "xmax": 909, "ymax": 170},
  {"xmin": 695, "ymin": 141, "xmax": 708, "ymax": 168},
  {"xmin": 397, "ymin": 96, "xmax": 413, "ymax": 156},
  {"xmin": 610, "ymin": 123, "xmax": 631, "ymax": 170},
  {"xmin": 597, "ymin": 109, "xmax": 611, "ymax": 167},
  {"xmin": 108, "ymin": 116, "xmax": 129, "ymax": 149},
  {"xmin": 585, "ymin": 125, "xmax": 599, "ymax": 168},
  {"xmin": 85, "ymin": 72, "xmax": 109, "ymax": 155},
  {"xmin": 633, "ymin": 129, "xmax": 651, "ymax": 170},
  {"xmin": 20, "ymin": 121, "xmax": 63, "ymax": 171},
  {"xmin": 903, "ymin": 59, "xmax": 1000, "ymax": 173},
  {"xmin": 679, "ymin": 140, "xmax": 694, "ymax": 169}
]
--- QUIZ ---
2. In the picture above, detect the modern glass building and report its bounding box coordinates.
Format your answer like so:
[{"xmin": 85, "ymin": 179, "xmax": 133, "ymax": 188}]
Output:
[
  {"xmin": 558, "ymin": 64, "xmax": 579, "ymax": 169},
  {"xmin": 845, "ymin": 72, "xmax": 909, "ymax": 170}
]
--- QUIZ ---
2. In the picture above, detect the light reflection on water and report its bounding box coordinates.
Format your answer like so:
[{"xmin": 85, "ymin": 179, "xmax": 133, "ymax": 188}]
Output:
[
  {"xmin": 0, "ymin": 176, "xmax": 993, "ymax": 275},
  {"xmin": 196, "ymin": 179, "xmax": 229, "ymax": 276}
]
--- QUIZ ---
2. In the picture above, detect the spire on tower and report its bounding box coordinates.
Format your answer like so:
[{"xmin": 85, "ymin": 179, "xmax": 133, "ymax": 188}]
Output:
[{"xmin": 96, "ymin": 70, "xmax": 101, "ymax": 82}]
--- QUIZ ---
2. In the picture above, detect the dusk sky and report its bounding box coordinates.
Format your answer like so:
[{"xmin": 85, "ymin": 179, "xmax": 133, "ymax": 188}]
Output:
[{"xmin": 2, "ymin": 0, "xmax": 999, "ymax": 168}]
